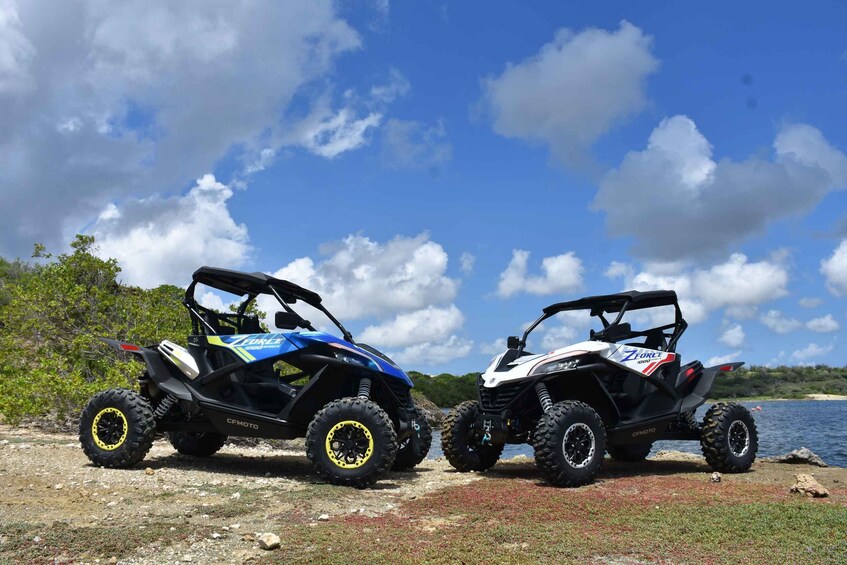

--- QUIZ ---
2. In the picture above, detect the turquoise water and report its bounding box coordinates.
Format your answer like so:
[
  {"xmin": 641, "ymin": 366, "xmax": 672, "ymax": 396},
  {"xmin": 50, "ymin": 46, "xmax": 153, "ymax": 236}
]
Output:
[{"xmin": 428, "ymin": 400, "xmax": 847, "ymax": 467}]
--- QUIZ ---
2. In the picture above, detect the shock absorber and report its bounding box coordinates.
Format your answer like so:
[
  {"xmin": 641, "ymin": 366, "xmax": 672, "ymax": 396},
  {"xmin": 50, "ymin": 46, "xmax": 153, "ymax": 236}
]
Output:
[
  {"xmin": 357, "ymin": 377, "xmax": 372, "ymax": 399},
  {"xmin": 535, "ymin": 382, "xmax": 553, "ymax": 413},
  {"xmin": 153, "ymin": 394, "xmax": 177, "ymax": 421}
]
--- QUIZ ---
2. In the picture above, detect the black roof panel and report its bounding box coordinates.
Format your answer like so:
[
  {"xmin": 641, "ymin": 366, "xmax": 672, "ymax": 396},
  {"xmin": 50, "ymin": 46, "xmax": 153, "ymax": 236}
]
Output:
[
  {"xmin": 543, "ymin": 290, "xmax": 677, "ymax": 315},
  {"xmin": 190, "ymin": 266, "xmax": 322, "ymax": 305}
]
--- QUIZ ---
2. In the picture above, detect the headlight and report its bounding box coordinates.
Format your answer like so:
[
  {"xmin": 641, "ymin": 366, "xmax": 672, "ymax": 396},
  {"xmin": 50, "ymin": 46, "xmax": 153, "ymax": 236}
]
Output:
[
  {"xmin": 330, "ymin": 344, "xmax": 379, "ymax": 370},
  {"xmin": 531, "ymin": 357, "xmax": 581, "ymax": 375},
  {"xmin": 334, "ymin": 351, "xmax": 370, "ymax": 366}
]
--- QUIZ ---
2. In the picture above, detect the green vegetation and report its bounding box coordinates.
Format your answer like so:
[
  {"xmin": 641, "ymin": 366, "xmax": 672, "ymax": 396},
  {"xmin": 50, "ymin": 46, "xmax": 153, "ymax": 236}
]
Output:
[
  {"xmin": 0, "ymin": 235, "xmax": 190, "ymax": 425},
  {"xmin": 408, "ymin": 371, "xmax": 477, "ymax": 407},
  {"xmin": 711, "ymin": 365, "xmax": 847, "ymax": 399}
]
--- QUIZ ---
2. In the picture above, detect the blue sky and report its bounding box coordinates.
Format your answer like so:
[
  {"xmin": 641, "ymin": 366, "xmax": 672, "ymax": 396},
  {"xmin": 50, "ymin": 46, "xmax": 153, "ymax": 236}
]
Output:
[{"xmin": 1, "ymin": 1, "xmax": 846, "ymax": 373}]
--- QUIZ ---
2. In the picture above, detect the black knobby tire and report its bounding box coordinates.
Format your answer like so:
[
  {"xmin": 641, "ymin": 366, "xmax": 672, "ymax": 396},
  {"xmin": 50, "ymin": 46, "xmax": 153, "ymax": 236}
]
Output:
[
  {"xmin": 168, "ymin": 431, "xmax": 228, "ymax": 457},
  {"xmin": 79, "ymin": 388, "xmax": 156, "ymax": 468},
  {"xmin": 441, "ymin": 400, "xmax": 504, "ymax": 472},
  {"xmin": 532, "ymin": 400, "xmax": 606, "ymax": 487},
  {"xmin": 607, "ymin": 442, "xmax": 653, "ymax": 462},
  {"xmin": 305, "ymin": 397, "xmax": 397, "ymax": 488},
  {"xmin": 700, "ymin": 402, "xmax": 758, "ymax": 472},
  {"xmin": 392, "ymin": 405, "xmax": 433, "ymax": 471}
]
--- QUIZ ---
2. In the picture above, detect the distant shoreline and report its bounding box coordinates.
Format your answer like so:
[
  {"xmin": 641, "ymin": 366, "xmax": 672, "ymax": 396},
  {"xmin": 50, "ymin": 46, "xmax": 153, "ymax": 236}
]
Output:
[{"xmin": 713, "ymin": 393, "xmax": 847, "ymax": 403}]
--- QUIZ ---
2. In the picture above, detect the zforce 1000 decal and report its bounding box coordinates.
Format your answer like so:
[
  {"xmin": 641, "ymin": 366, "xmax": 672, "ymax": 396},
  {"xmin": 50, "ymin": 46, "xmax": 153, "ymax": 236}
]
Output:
[{"xmin": 607, "ymin": 345, "xmax": 676, "ymax": 377}]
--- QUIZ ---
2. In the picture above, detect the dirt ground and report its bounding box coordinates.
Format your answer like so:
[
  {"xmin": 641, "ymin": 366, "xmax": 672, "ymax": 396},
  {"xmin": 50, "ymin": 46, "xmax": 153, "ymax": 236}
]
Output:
[{"xmin": 0, "ymin": 424, "xmax": 844, "ymax": 564}]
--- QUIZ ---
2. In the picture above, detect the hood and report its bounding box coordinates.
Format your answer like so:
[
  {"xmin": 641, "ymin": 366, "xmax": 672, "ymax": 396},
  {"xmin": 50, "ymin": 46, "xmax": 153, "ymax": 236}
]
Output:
[
  {"xmin": 482, "ymin": 340, "xmax": 614, "ymax": 388},
  {"xmin": 284, "ymin": 331, "xmax": 413, "ymax": 386}
]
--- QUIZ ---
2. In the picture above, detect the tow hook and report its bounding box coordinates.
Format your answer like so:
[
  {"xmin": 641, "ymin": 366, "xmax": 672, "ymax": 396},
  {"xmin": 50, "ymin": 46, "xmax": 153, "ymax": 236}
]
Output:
[
  {"xmin": 481, "ymin": 419, "xmax": 493, "ymax": 444},
  {"xmin": 412, "ymin": 420, "xmax": 421, "ymax": 435}
]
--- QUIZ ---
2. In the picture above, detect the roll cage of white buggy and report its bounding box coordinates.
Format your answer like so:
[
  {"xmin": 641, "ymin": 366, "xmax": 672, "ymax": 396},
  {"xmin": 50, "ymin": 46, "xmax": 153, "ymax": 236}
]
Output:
[{"xmin": 514, "ymin": 290, "xmax": 688, "ymax": 354}]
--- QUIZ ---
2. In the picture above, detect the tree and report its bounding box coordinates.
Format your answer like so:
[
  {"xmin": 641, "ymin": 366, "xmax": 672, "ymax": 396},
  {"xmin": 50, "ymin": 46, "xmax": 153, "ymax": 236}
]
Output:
[{"xmin": 0, "ymin": 235, "xmax": 190, "ymax": 425}]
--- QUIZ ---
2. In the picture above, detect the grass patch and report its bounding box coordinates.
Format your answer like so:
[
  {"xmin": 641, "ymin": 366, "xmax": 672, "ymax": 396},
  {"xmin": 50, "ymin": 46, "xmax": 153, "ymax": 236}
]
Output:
[
  {"xmin": 0, "ymin": 520, "xmax": 203, "ymax": 563},
  {"xmin": 251, "ymin": 476, "xmax": 847, "ymax": 564}
]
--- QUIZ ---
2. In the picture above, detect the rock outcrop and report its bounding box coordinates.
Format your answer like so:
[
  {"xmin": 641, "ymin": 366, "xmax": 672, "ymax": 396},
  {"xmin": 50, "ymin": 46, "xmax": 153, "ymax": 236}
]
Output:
[
  {"xmin": 790, "ymin": 474, "xmax": 830, "ymax": 498},
  {"xmin": 766, "ymin": 447, "xmax": 828, "ymax": 467}
]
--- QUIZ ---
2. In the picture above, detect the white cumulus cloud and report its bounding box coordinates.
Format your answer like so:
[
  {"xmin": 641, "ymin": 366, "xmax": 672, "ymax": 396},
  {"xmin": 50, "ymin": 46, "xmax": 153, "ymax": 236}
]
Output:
[
  {"xmin": 806, "ymin": 314, "xmax": 840, "ymax": 333},
  {"xmin": 0, "ymin": 1, "xmax": 366, "ymax": 257},
  {"xmin": 799, "ymin": 297, "xmax": 822, "ymax": 308},
  {"xmin": 298, "ymin": 108, "xmax": 383, "ymax": 159},
  {"xmin": 608, "ymin": 253, "xmax": 788, "ymax": 325},
  {"xmin": 0, "ymin": 0, "xmax": 34, "ymax": 94},
  {"xmin": 358, "ymin": 305, "xmax": 464, "ymax": 348},
  {"xmin": 483, "ymin": 21, "xmax": 658, "ymax": 168},
  {"xmin": 707, "ymin": 351, "xmax": 743, "ymax": 366},
  {"xmin": 821, "ymin": 240, "xmax": 847, "ymax": 296},
  {"xmin": 760, "ymin": 310, "xmax": 802, "ymax": 334},
  {"xmin": 93, "ymin": 174, "xmax": 250, "ymax": 288},
  {"xmin": 479, "ymin": 338, "xmax": 507, "ymax": 356},
  {"xmin": 381, "ymin": 118, "xmax": 452, "ymax": 171},
  {"xmin": 272, "ymin": 233, "xmax": 460, "ymax": 321},
  {"xmin": 266, "ymin": 233, "xmax": 472, "ymax": 368},
  {"xmin": 719, "ymin": 324, "xmax": 746, "ymax": 348},
  {"xmin": 791, "ymin": 342, "xmax": 834, "ymax": 361},
  {"xmin": 595, "ymin": 116, "xmax": 847, "ymax": 260},
  {"xmin": 497, "ymin": 250, "xmax": 583, "ymax": 298},
  {"xmin": 389, "ymin": 335, "xmax": 474, "ymax": 366}
]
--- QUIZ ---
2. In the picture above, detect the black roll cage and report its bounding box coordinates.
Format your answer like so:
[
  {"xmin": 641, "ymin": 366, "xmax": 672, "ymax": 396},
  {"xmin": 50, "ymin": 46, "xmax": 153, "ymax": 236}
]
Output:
[
  {"xmin": 182, "ymin": 266, "xmax": 355, "ymax": 342},
  {"xmin": 518, "ymin": 290, "xmax": 688, "ymax": 355}
]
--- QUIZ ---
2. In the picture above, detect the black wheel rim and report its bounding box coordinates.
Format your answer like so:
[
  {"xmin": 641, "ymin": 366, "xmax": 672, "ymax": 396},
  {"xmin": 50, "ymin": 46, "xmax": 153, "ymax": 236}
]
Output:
[
  {"xmin": 92, "ymin": 408, "xmax": 128, "ymax": 450},
  {"xmin": 326, "ymin": 421, "xmax": 373, "ymax": 469},
  {"xmin": 562, "ymin": 423, "xmax": 595, "ymax": 469},
  {"xmin": 728, "ymin": 420, "xmax": 750, "ymax": 457}
]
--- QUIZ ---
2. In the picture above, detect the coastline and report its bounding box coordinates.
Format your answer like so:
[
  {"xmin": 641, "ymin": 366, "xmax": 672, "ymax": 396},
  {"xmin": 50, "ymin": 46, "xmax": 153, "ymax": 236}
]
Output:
[{"xmin": 712, "ymin": 394, "xmax": 847, "ymax": 402}]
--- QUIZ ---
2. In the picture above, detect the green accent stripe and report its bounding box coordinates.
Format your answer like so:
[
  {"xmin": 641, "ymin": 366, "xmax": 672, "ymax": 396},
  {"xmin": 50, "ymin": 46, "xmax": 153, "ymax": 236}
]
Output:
[{"xmin": 206, "ymin": 336, "xmax": 254, "ymax": 363}]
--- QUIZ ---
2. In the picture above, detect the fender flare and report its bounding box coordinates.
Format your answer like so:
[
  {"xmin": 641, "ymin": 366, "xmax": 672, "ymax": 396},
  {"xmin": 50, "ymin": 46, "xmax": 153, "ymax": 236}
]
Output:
[{"xmin": 101, "ymin": 338, "xmax": 193, "ymax": 401}]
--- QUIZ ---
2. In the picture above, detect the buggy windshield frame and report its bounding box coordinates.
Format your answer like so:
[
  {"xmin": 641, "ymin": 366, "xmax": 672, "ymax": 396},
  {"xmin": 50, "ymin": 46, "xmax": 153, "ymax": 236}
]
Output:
[{"xmin": 183, "ymin": 266, "xmax": 354, "ymax": 342}]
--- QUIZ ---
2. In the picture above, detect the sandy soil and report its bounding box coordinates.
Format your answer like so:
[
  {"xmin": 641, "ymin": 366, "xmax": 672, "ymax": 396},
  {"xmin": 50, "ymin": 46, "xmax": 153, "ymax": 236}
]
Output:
[
  {"xmin": 0, "ymin": 424, "xmax": 843, "ymax": 564},
  {"xmin": 805, "ymin": 394, "xmax": 847, "ymax": 401}
]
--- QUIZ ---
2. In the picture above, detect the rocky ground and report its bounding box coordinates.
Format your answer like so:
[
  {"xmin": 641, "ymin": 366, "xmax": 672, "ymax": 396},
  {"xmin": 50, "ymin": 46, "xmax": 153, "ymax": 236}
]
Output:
[{"xmin": 0, "ymin": 425, "xmax": 844, "ymax": 564}]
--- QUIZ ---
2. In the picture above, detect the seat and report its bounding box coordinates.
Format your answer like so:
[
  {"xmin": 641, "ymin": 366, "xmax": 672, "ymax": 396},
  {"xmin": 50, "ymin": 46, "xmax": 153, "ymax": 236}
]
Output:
[
  {"xmin": 625, "ymin": 328, "xmax": 666, "ymax": 351},
  {"xmin": 239, "ymin": 315, "xmax": 262, "ymax": 334}
]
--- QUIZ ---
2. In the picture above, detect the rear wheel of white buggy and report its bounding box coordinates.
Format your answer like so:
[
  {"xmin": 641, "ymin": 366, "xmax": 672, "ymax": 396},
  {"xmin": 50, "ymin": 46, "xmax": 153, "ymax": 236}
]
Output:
[
  {"xmin": 701, "ymin": 402, "xmax": 758, "ymax": 472},
  {"xmin": 533, "ymin": 400, "xmax": 606, "ymax": 487}
]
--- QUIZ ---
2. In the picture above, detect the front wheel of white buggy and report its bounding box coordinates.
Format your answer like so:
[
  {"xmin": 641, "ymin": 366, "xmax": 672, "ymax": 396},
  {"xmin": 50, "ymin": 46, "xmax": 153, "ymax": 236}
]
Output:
[{"xmin": 533, "ymin": 400, "xmax": 606, "ymax": 487}]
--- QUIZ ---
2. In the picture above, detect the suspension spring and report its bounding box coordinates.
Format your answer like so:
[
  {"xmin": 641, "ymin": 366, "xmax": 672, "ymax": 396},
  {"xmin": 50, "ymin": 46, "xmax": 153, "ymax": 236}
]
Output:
[
  {"xmin": 357, "ymin": 377, "xmax": 372, "ymax": 399},
  {"xmin": 535, "ymin": 382, "xmax": 553, "ymax": 413},
  {"xmin": 153, "ymin": 394, "xmax": 177, "ymax": 420}
]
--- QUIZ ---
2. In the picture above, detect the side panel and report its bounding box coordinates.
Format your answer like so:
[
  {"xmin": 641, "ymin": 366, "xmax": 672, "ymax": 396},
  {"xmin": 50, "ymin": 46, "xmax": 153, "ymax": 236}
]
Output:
[
  {"xmin": 200, "ymin": 403, "xmax": 304, "ymax": 439},
  {"xmin": 205, "ymin": 333, "xmax": 300, "ymax": 363},
  {"xmin": 606, "ymin": 345, "xmax": 677, "ymax": 377}
]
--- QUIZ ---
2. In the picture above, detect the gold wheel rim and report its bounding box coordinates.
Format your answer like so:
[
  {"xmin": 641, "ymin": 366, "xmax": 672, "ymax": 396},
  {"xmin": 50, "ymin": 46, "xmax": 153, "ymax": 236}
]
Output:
[
  {"xmin": 91, "ymin": 407, "xmax": 128, "ymax": 451},
  {"xmin": 325, "ymin": 420, "xmax": 374, "ymax": 469}
]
